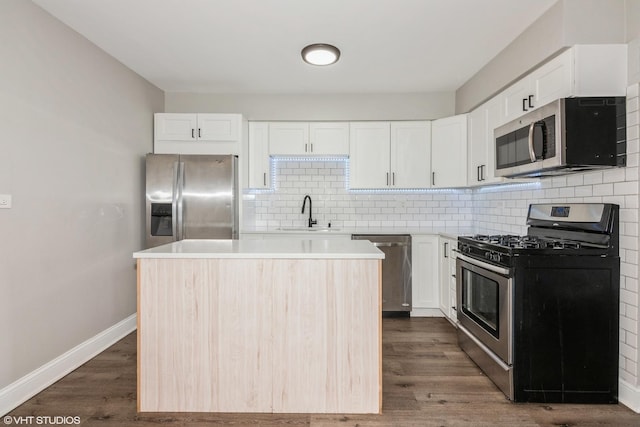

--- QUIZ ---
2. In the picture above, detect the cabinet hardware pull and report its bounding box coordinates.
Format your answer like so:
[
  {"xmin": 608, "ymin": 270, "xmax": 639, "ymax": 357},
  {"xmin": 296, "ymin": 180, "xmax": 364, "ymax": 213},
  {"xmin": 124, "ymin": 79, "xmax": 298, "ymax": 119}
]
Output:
[
  {"xmin": 198, "ymin": 128, "xmax": 201, "ymax": 138},
  {"xmin": 311, "ymin": 143, "xmax": 313, "ymax": 152},
  {"xmin": 386, "ymin": 172, "xmax": 389, "ymax": 186},
  {"xmin": 528, "ymin": 95, "xmax": 534, "ymax": 109},
  {"xmin": 444, "ymin": 242, "xmax": 448, "ymax": 258},
  {"xmin": 522, "ymin": 98, "xmax": 528, "ymax": 112},
  {"xmin": 191, "ymin": 129, "xmax": 195, "ymax": 138},
  {"xmin": 481, "ymin": 165, "xmax": 485, "ymax": 181},
  {"xmin": 392, "ymin": 172, "xmax": 395, "ymax": 185},
  {"xmin": 477, "ymin": 165, "xmax": 481, "ymax": 182},
  {"xmin": 432, "ymin": 172, "xmax": 435, "ymax": 186},
  {"xmin": 263, "ymin": 172, "xmax": 266, "ymax": 186},
  {"xmin": 305, "ymin": 143, "xmax": 308, "ymax": 152}
]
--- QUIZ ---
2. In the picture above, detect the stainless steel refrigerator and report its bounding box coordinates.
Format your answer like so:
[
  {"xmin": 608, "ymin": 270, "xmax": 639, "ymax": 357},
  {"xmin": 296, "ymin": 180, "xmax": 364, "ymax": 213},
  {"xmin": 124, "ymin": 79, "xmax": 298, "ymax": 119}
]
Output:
[{"xmin": 145, "ymin": 154, "xmax": 238, "ymax": 248}]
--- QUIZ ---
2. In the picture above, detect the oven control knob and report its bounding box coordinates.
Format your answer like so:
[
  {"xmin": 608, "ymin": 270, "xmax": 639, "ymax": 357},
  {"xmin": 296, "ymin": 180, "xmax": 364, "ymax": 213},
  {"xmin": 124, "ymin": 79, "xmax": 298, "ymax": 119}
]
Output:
[{"xmin": 485, "ymin": 251, "xmax": 501, "ymax": 262}]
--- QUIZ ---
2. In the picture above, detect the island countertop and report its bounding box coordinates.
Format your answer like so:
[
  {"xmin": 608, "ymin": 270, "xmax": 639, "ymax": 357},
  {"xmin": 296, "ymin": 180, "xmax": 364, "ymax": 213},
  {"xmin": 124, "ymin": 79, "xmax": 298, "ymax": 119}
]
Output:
[{"xmin": 133, "ymin": 238, "xmax": 385, "ymax": 259}]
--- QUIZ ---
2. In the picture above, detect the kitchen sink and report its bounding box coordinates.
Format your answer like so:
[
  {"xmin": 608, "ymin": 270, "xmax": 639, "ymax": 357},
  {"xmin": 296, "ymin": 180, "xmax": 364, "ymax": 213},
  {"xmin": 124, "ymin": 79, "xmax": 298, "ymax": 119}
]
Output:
[{"xmin": 277, "ymin": 227, "xmax": 341, "ymax": 232}]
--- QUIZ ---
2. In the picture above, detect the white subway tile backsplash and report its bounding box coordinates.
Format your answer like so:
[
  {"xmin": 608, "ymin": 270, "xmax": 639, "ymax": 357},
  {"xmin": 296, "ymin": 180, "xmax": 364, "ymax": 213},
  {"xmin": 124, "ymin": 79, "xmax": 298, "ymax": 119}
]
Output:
[
  {"xmin": 593, "ymin": 183, "xmax": 614, "ymax": 196},
  {"xmin": 603, "ymin": 168, "xmax": 627, "ymax": 183},
  {"xmin": 583, "ymin": 171, "xmax": 604, "ymax": 185}
]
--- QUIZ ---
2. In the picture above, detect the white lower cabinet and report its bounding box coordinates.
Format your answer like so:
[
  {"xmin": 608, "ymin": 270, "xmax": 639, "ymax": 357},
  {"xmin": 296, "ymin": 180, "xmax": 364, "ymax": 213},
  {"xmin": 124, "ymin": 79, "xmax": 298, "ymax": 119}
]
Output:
[
  {"xmin": 439, "ymin": 236, "xmax": 458, "ymax": 324},
  {"xmin": 410, "ymin": 235, "xmax": 441, "ymax": 317}
]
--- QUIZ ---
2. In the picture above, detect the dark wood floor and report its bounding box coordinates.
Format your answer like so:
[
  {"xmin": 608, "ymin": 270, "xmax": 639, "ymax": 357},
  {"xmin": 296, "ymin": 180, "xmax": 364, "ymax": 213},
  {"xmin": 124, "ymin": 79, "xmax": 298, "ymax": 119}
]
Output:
[{"xmin": 9, "ymin": 317, "xmax": 640, "ymax": 426}]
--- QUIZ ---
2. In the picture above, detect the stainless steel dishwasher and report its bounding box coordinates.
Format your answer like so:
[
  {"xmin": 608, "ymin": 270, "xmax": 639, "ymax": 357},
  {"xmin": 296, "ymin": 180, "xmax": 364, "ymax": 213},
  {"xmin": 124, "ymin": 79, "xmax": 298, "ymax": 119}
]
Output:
[{"xmin": 352, "ymin": 234, "xmax": 411, "ymax": 314}]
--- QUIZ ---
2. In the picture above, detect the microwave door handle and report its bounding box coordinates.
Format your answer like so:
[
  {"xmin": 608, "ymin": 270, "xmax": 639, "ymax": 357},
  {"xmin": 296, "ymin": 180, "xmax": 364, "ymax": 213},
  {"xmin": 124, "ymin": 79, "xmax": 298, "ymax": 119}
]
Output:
[{"xmin": 527, "ymin": 122, "xmax": 537, "ymax": 162}]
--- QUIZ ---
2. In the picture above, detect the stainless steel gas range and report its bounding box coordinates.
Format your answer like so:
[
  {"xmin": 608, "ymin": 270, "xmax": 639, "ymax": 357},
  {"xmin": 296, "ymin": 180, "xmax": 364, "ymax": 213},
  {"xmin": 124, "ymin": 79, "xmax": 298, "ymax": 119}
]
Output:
[{"xmin": 456, "ymin": 203, "xmax": 620, "ymax": 404}]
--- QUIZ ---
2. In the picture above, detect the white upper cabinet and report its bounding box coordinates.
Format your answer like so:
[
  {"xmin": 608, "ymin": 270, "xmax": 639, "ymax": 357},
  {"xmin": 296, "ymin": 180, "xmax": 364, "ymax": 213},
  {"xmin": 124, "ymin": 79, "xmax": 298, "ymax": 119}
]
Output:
[
  {"xmin": 390, "ymin": 122, "xmax": 431, "ymax": 188},
  {"xmin": 155, "ymin": 113, "xmax": 240, "ymax": 141},
  {"xmin": 431, "ymin": 115, "xmax": 467, "ymax": 188},
  {"xmin": 248, "ymin": 122, "xmax": 270, "ymax": 189},
  {"xmin": 349, "ymin": 121, "xmax": 431, "ymax": 189},
  {"xmin": 154, "ymin": 113, "xmax": 243, "ymax": 154},
  {"xmin": 309, "ymin": 122, "xmax": 349, "ymax": 155},
  {"xmin": 197, "ymin": 114, "xmax": 240, "ymax": 141},
  {"xmin": 349, "ymin": 122, "xmax": 391, "ymax": 189},
  {"xmin": 154, "ymin": 113, "xmax": 197, "ymax": 141},
  {"xmin": 501, "ymin": 50, "xmax": 572, "ymax": 124},
  {"xmin": 268, "ymin": 122, "xmax": 309, "ymax": 155},
  {"xmin": 467, "ymin": 105, "xmax": 487, "ymax": 186},
  {"xmin": 268, "ymin": 122, "xmax": 349, "ymax": 156},
  {"xmin": 467, "ymin": 98, "xmax": 504, "ymax": 186},
  {"xmin": 497, "ymin": 44, "xmax": 627, "ymax": 127}
]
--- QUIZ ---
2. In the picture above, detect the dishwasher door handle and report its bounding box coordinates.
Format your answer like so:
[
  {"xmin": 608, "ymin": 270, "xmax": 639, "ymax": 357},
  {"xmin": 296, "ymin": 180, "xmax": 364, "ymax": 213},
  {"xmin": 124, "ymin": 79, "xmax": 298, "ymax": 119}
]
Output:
[{"xmin": 372, "ymin": 242, "xmax": 409, "ymax": 247}]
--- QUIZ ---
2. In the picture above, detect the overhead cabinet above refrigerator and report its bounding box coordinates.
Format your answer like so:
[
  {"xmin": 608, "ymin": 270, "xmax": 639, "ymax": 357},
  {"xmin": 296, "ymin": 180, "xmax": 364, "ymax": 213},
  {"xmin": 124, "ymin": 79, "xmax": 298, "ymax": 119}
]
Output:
[
  {"xmin": 145, "ymin": 154, "xmax": 239, "ymax": 249},
  {"xmin": 153, "ymin": 113, "xmax": 244, "ymax": 155}
]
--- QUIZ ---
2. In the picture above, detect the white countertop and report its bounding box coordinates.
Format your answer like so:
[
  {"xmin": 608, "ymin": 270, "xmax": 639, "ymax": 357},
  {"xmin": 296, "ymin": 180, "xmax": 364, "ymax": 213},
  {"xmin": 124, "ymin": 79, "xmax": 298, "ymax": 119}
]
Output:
[{"xmin": 133, "ymin": 239, "xmax": 385, "ymax": 259}]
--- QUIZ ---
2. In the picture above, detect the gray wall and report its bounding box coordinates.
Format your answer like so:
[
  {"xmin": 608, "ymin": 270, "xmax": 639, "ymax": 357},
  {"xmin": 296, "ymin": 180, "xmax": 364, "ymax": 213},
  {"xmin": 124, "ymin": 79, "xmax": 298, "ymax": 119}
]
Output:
[
  {"xmin": 455, "ymin": 0, "xmax": 627, "ymax": 113},
  {"xmin": 628, "ymin": 1, "xmax": 640, "ymax": 84},
  {"xmin": 165, "ymin": 92, "xmax": 455, "ymax": 121},
  {"xmin": 0, "ymin": 0, "xmax": 163, "ymax": 388}
]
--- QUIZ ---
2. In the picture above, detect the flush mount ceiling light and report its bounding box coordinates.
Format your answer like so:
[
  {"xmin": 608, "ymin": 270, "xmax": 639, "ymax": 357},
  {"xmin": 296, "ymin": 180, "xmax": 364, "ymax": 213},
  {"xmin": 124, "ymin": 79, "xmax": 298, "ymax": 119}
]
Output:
[{"xmin": 301, "ymin": 43, "xmax": 341, "ymax": 66}]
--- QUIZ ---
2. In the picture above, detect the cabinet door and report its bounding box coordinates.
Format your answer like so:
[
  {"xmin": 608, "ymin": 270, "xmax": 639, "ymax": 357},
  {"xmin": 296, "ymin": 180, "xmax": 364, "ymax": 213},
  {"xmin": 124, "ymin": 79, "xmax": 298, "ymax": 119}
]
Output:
[
  {"xmin": 448, "ymin": 245, "xmax": 458, "ymax": 323},
  {"xmin": 411, "ymin": 235, "xmax": 440, "ymax": 315},
  {"xmin": 349, "ymin": 122, "xmax": 390, "ymax": 189},
  {"xmin": 500, "ymin": 77, "xmax": 532, "ymax": 125},
  {"xmin": 154, "ymin": 113, "xmax": 197, "ymax": 141},
  {"xmin": 248, "ymin": 122, "xmax": 270, "ymax": 188},
  {"xmin": 531, "ymin": 49, "xmax": 572, "ymax": 109},
  {"xmin": 197, "ymin": 114, "xmax": 240, "ymax": 141},
  {"xmin": 269, "ymin": 122, "xmax": 309, "ymax": 155},
  {"xmin": 431, "ymin": 115, "xmax": 468, "ymax": 188},
  {"xmin": 483, "ymin": 97, "xmax": 505, "ymax": 185},
  {"xmin": 390, "ymin": 122, "xmax": 431, "ymax": 188},
  {"xmin": 309, "ymin": 122, "xmax": 349, "ymax": 155},
  {"xmin": 467, "ymin": 106, "xmax": 487, "ymax": 186},
  {"xmin": 438, "ymin": 238, "xmax": 452, "ymax": 319}
]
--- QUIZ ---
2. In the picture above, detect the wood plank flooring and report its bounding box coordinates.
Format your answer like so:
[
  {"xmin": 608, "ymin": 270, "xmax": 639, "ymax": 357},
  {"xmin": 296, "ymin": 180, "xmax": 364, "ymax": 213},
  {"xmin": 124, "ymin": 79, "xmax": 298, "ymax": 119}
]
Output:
[{"xmin": 8, "ymin": 317, "xmax": 640, "ymax": 426}]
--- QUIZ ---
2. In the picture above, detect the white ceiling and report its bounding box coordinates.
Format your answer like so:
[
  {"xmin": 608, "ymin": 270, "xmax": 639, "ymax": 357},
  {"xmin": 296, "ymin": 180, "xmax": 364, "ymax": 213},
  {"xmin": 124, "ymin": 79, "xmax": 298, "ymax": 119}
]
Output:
[{"xmin": 32, "ymin": 0, "xmax": 557, "ymax": 94}]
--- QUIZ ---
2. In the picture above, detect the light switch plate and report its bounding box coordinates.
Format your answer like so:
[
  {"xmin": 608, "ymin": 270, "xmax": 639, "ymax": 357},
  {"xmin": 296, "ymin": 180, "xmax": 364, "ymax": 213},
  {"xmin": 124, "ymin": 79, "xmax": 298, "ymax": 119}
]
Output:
[{"xmin": 0, "ymin": 194, "xmax": 12, "ymax": 209}]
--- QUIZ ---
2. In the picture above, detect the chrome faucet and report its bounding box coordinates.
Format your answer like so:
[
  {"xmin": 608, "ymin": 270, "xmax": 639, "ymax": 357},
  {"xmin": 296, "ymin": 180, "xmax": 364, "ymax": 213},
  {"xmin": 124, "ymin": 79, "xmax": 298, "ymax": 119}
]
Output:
[{"xmin": 301, "ymin": 195, "xmax": 317, "ymax": 228}]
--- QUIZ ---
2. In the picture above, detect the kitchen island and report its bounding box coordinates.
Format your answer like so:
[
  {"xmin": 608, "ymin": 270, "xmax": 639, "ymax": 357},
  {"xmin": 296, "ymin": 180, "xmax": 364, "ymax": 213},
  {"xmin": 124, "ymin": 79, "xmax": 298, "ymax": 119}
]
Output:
[{"xmin": 133, "ymin": 239, "xmax": 384, "ymax": 414}]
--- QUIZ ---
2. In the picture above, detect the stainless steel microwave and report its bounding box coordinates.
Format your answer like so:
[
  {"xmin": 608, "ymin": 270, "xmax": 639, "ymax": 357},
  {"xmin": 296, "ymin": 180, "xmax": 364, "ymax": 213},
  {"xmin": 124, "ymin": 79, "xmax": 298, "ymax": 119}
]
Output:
[{"xmin": 494, "ymin": 97, "xmax": 626, "ymax": 178}]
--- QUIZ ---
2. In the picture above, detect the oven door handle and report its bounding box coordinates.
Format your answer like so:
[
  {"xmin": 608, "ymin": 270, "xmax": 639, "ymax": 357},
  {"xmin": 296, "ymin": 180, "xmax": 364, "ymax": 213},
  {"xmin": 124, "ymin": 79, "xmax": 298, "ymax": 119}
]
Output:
[{"xmin": 456, "ymin": 252, "xmax": 511, "ymax": 276}]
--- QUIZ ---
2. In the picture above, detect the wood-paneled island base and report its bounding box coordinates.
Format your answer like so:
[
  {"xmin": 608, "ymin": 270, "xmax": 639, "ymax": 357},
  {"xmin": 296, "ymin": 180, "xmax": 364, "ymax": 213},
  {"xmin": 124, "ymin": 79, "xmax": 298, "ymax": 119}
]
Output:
[{"xmin": 133, "ymin": 239, "xmax": 384, "ymax": 414}]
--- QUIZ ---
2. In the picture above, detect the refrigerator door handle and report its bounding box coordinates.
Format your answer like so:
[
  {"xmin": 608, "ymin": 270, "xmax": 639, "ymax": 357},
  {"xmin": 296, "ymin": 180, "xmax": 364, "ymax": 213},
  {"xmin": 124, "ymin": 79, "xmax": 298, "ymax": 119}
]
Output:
[
  {"xmin": 171, "ymin": 161, "xmax": 180, "ymax": 240},
  {"xmin": 176, "ymin": 161, "xmax": 185, "ymax": 241}
]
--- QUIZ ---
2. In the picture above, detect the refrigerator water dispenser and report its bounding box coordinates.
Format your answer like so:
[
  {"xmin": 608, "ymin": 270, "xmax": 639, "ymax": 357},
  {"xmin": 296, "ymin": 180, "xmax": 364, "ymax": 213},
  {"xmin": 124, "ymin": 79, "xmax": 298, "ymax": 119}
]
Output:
[{"xmin": 150, "ymin": 203, "xmax": 173, "ymax": 236}]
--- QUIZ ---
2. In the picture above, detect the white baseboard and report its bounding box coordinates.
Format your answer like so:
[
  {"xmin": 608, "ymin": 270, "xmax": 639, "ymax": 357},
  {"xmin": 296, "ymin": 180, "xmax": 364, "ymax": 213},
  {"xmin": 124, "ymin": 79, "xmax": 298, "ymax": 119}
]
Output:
[
  {"xmin": 0, "ymin": 314, "xmax": 137, "ymax": 416},
  {"xmin": 410, "ymin": 308, "xmax": 445, "ymax": 317},
  {"xmin": 619, "ymin": 379, "xmax": 640, "ymax": 413}
]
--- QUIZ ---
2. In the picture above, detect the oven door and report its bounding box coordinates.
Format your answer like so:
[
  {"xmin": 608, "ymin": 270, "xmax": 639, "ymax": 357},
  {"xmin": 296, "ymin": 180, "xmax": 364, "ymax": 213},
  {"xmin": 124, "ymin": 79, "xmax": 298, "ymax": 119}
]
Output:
[{"xmin": 456, "ymin": 253, "xmax": 512, "ymax": 365}]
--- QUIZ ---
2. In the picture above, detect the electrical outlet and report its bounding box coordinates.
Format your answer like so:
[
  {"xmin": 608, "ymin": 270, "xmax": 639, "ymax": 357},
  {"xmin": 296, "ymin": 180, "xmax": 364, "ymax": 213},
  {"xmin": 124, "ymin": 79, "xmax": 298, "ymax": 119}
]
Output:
[{"xmin": 0, "ymin": 194, "xmax": 12, "ymax": 209}]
